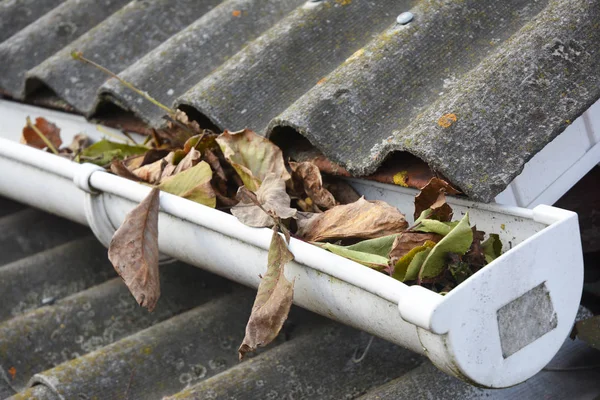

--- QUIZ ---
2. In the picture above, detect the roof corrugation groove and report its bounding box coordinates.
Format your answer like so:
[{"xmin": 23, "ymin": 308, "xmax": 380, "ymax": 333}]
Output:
[
  {"xmin": 1, "ymin": 198, "xmax": 599, "ymax": 399},
  {"xmin": 1, "ymin": 0, "xmax": 599, "ymax": 201}
]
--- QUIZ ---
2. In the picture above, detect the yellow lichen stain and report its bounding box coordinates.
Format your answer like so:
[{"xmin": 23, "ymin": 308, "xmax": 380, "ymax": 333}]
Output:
[
  {"xmin": 393, "ymin": 171, "xmax": 409, "ymax": 187},
  {"xmin": 565, "ymin": 119, "xmax": 571, "ymax": 124},
  {"xmin": 437, "ymin": 113, "xmax": 457, "ymax": 128},
  {"xmin": 345, "ymin": 48, "xmax": 364, "ymax": 64},
  {"xmin": 500, "ymin": 223, "xmax": 506, "ymax": 230},
  {"xmin": 317, "ymin": 77, "xmax": 327, "ymax": 85},
  {"xmin": 232, "ymin": 10, "xmax": 241, "ymax": 17},
  {"xmin": 335, "ymin": 0, "xmax": 351, "ymax": 5},
  {"xmin": 142, "ymin": 346, "xmax": 153, "ymax": 355}
]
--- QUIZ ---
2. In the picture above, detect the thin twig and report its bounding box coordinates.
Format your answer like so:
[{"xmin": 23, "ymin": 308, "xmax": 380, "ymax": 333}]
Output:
[
  {"xmin": 125, "ymin": 366, "xmax": 136, "ymax": 400},
  {"xmin": 71, "ymin": 51, "xmax": 173, "ymax": 114},
  {"xmin": 26, "ymin": 116, "xmax": 59, "ymax": 154},
  {"xmin": 96, "ymin": 125, "xmax": 135, "ymax": 144},
  {"xmin": 122, "ymin": 130, "xmax": 138, "ymax": 145}
]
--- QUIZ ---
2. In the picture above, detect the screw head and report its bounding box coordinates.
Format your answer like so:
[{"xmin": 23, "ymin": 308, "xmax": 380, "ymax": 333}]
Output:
[{"xmin": 396, "ymin": 12, "xmax": 414, "ymax": 25}]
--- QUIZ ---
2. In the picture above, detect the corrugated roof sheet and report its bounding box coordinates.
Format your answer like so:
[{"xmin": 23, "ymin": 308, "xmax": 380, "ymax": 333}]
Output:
[
  {"xmin": 1, "ymin": 196, "xmax": 599, "ymax": 399},
  {"xmin": 1, "ymin": 0, "xmax": 598, "ymax": 201}
]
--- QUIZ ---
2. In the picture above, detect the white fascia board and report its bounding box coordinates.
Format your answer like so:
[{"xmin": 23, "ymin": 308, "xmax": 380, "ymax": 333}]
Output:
[{"xmin": 495, "ymin": 99, "xmax": 600, "ymax": 207}]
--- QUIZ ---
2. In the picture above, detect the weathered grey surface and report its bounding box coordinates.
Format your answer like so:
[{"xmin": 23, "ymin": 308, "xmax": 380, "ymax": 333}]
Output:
[
  {"xmin": 101, "ymin": 0, "xmax": 305, "ymax": 127},
  {"xmin": 0, "ymin": 0, "xmax": 64, "ymax": 42},
  {"xmin": 0, "ymin": 237, "xmax": 115, "ymax": 322},
  {"xmin": 0, "ymin": 209, "xmax": 88, "ymax": 266},
  {"xmin": 2, "ymin": 0, "xmax": 599, "ymax": 200},
  {"xmin": 177, "ymin": 0, "xmax": 413, "ymax": 133},
  {"xmin": 359, "ymin": 339, "xmax": 600, "ymax": 400},
  {"xmin": 168, "ymin": 329, "xmax": 424, "ymax": 400},
  {"xmin": 497, "ymin": 282, "xmax": 558, "ymax": 358},
  {"xmin": 0, "ymin": 0, "xmax": 130, "ymax": 97},
  {"xmin": 270, "ymin": 0, "xmax": 600, "ymax": 201},
  {"xmin": 26, "ymin": 0, "xmax": 222, "ymax": 114},
  {"xmin": 0, "ymin": 197, "xmax": 24, "ymax": 218},
  {"xmin": 0, "ymin": 262, "xmax": 233, "ymax": 391}
]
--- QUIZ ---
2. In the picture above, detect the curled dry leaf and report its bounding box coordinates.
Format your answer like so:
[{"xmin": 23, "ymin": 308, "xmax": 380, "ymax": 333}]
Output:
[
  {"xmin": 289, "ymin": 161, "xmax": 336, "ymax": 210},
  {"xmin": 297, "ymin": 197, "xmax": 408, "ymax": 242},
  {"xmin": 21, "ymin": 117, "xmax": 62, "ymax": 150},
  {"xmin": 110, "ymin": 160, "xmax": 145, "ymax": 182},
  {"xmin": 231, "ymin": 174, "xmax": 297, "ymax": 228},
  {"xmin": 413, "ymin": 177, "xmax": 460, "ymax": 221},
  {"xmin": 158, "ymin": 161, "xmax": 216, "ymax": 208},
  {"xmin": 108, "ymin": 187, "xmax": 160, "ymax": 311},
  {"xmin": 133, "ymin": 159, "xmax": 167, "ymax": 184},
  {"xmin": 67, "ymin": 134, "xmax": 90, "ymax": 154},
  {"xmin": 239, "ymin": 229, "xmax": 295, "ymax": 360},
  {"xmin": 216, "ymin": 129, "xmax": 290, "ymax": 192},
  {"xmin": 173, "ymin": 148, "xmax": 201, "ymax": 175},
  {"xmin": 389, "ymin": 232, "xmax": 442, "ymax": 267}
]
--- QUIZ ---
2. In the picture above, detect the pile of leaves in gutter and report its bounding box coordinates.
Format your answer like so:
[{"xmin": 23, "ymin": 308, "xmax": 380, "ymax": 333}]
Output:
[{"xmin": 19, "ymin": 52, "xmax": 504, "ymax": 360}]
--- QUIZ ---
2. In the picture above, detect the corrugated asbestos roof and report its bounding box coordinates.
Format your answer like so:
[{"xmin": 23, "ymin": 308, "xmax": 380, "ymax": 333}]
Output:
[
  {"xmin": 1, "ymin": 0, "xmax": 599, "ymax": 201},
  {"xmin": 1, "ymin": 197, "xmax": 600, "ymax": 399}
]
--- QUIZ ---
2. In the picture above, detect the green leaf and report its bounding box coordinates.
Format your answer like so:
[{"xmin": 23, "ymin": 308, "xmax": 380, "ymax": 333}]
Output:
[
  {"xmin": 158, "ymin": 161, "xmax": 216, "ymax": 208},
  {"xmin": 80, "ymin": 140, "xmax": 148, "ymax": 165},
  {"xmin": 392, "ymin": 241, "xmax": 436, "ymax": 282},
  {"xmin": 414, "ymin": 209, "xmax": 433, "ymax": 225},
  {"xmin": 346, "ymin": 234, "xmax": 400, "ymax": 257},
  {"xmin": 315, "ymin": 242, "xmax": 389, "ymax": 270},
  {"xmin": 482, "ymin": 233, "xmax": 503, "ymax": 263},
  {"xmin": 415, "ymin": 219, "xmax": 459, "ymax": 236},
  {"xmin": 419, "ymin": 213, "xmax": 473, "ymax": 280}
]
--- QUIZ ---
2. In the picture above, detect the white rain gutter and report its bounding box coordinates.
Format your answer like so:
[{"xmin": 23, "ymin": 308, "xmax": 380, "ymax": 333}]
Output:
[{"xmin": 0, "ymin": 99, "xmax": 584, "ymax": 388}]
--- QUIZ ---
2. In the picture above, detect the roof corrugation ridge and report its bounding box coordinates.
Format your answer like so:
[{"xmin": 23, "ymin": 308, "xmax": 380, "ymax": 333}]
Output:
[
  {"xmin": 0, "ymin": 209, "xmax": 89, "ymax": 266},
  {"xmin": 0, "ymin": 0, "xmax": 131, "ymax": 98},
  {"xmin": 0, "ymin": 0, "xmax": 64, "ymax": 43},
  {"xmin": 23, "ymin": 0, "xmax": 223, "ymax": 115},
  {"xmin": 176, "ymin": 0, "xmax": 414, "ymax": 133},
  {"xmin": 167, "ymin": 324, "xmax": 425, "ymax": 400},
  {"xmin": 268, "ymin": 0, "xmax": 550, "ymax": 183},
  {"xmin": 0, "ymin": 237, "xmax": 115, "ymax": 323},
  {"xmin": 99, "ymin": 0, "xmax": 305, "ymax": 128},
  {"xmin": 0, "ymin": 260, "xmax": 233, "ymax": 392}
]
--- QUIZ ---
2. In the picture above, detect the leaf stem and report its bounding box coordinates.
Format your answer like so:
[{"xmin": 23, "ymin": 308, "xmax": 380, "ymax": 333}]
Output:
[
  {"xmin": 26, "ymin": 117, "xmax": 59, "ymax": 154},
  {"xmin": 71, "ymin": 51, "xmax": 173, "ymax": 114},
  {"xmin": 96, "ymin": 125, "xmax": 136, "ymax": 145}
]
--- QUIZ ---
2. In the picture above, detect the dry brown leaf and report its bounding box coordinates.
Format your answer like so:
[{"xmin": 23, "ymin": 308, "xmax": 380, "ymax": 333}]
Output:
[
  {"xmin": 110, "ymin": 160, "xmax": 145, "ymax": 182},
  {"xmin": 67, "ymin": 134, "xmax": 90, "ymax": 154},
  {"xmin": 414, "ymin": 177, "xmax": 460, "ymax": 221},
  {"xmin": 323, "ymin": 179, "xmax": 361, "ymax": 205},
  {"xmin": 239, "ymin": 229, "xmax": 294, "ymax": 360},
  {"xmin": 133, "ymin": 159, "xmax": 167, "ymax": 184},
  {"xmin": 389, "ymin": 232, "xmax": 442, "ymax": 267},
  {"xmin": 216, "ymin": 129, "xmax": 290, "ymax": 192},
  {"xmin": 108, "ymin": 187, "xmax": 160, "ymax": 312},
  {"xmin": 21, "ymin": 117, "xmax": 62, "ymax": 150},
  {"xmin": 289, "ymin": 161, "xmax": 336, "ymax": 210},
  {"xmin": 173, "ymin": 148, "xmax": 201, "ymax": 175},
  {"xmin": 231, "ymin": 174, "xmax": 297, "ymax": 228},
  {"xmin": 297, "ymin": 197, "xmax": 408, "ymax": 242},
  {"xmin": 463, "ymin": 226, "xmax": 486, "ymax": 270}
]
